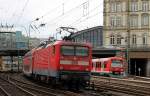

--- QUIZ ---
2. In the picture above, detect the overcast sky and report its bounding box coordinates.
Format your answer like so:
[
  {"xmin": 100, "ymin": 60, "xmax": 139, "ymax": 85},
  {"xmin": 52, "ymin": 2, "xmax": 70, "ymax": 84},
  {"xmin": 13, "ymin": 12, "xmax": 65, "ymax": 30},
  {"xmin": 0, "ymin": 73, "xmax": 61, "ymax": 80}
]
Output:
[{"xmin": 0, "ymin": 0, "xmax": 103, "ymax": 38}]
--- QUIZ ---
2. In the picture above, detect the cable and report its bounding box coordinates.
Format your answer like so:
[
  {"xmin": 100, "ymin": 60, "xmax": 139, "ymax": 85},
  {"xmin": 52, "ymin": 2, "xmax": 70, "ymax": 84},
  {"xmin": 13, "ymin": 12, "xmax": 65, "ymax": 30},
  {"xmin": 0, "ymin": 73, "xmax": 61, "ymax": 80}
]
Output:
[
  {"xmin": 35, "ymin": 0, "xmax": 69, "ymax": 21},
  {"xmin": 73, "ymin": 11, "xmax": 102, "ymax": 26},
  {"xmin": 9, "ymin": 0, "xmax": 20, "ymax": 24},
  {"xmin": 15, "ymin": 0, "xmax": 29, "ymax": 26},
  {"xmin": 68, "ymin": 3, "xmax": 102, "ymax": 27},
  {"xmin": 45, "ymin": 1, "xmax": 102, "ymax": 28}
]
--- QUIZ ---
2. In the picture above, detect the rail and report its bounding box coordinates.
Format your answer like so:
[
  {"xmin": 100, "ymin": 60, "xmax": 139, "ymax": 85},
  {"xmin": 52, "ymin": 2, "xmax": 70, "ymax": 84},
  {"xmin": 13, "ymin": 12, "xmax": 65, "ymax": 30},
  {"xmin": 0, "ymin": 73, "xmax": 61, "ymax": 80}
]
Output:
[
  {"xmin": 9, "ymin": 76, "xmax": 83, "ymax": 96},
  {"xmin": 0, "ymin": 86, "xmax": 11, "ymax": 96},
  {"xmin": 92, "ymin": 76, "xmax": 150, "ymax": 96},
  {"xmin": 0, "ymin": 76, "xmax": 36, "ymax": 96}
]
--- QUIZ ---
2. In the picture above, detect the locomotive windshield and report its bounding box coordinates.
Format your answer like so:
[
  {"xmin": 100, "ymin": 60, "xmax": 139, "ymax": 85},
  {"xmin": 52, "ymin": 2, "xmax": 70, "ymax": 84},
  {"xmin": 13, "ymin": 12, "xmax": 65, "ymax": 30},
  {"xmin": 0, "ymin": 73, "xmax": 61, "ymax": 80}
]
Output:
[
  {"xmin": 61, "ymin": 46, "xmax": 74, "ymax": 56},
  {"xmin": 76, "ymin": 47, "xmax": 88, "ymax": 56},
  {"xmin": 61, "ymin": 46, "xmax": 88, "ymax": 56},
  {"xmin": 112, "ymin": 60, "xmax": 122, "ymax": 67}
]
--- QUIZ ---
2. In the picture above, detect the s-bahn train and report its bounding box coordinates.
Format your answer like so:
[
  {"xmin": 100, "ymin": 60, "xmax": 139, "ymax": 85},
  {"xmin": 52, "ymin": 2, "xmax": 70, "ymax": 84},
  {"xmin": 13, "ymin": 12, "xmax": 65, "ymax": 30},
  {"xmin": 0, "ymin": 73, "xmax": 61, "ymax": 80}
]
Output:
[
  {"xmin": 23, "ymin": 40, "xmax": 92, "ymax": 88},
  {"xmin": 92, "ymin": 57, "xmax": 125, "ymax": 78}
]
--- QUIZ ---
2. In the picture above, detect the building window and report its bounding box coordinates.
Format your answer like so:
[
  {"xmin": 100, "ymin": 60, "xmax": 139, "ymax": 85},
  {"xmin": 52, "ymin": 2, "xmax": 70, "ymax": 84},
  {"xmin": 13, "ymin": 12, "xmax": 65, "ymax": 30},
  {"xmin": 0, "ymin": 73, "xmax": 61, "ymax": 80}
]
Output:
[
  {"xmin": 141, "ymin": 14, "xmax": 149, "ymax": 26},
  {"xmin": 130, "ymin": 15, "xmax": 138, "ymax": 27},
  {"xmin": 110, "ymin": 35, "xmax": 115, "ymax": 45},
  {"xmin": 110, "ymin": 16, "xmax": 122, "ymax": 27},
  {"xmin": 117, "ymin": 34, "xmax": 121, "ymax": 45},
  {"xmin": 142, "ymin": 1, "xmax": 149, "ymax": 12},
  {"xmin": 132, "ymin": 34, "xmax": 137, "ymax": 45},
  {"xmin": 110, "ymin": 2, "xmax": 122, "ymax": 12},
  {"xmin": 111, "ymin": 3, "xmax": 116, "ymax": 12},
  {"xmin": 143, "ymin": 33, "xmax": 147, "ymax": 45},
  {"xmin": 130, "ymin": 1, "xmax": 138, "ymax": 12}
]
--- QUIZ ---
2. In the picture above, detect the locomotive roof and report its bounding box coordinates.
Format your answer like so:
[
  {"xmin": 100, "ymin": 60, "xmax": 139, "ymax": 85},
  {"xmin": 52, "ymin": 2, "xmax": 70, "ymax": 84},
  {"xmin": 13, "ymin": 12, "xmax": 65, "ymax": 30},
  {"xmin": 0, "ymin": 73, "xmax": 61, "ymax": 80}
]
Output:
[
  {"xmin": 26, "ymin": 40, "xmax": 91, "ymax": 55},
  {"xmin": 53, "ymin": 40, "xmax": 91, "ymax": 46},
  {"xmin": 92, "ymin": 57, "xmax": 124, "ymax": 62}
]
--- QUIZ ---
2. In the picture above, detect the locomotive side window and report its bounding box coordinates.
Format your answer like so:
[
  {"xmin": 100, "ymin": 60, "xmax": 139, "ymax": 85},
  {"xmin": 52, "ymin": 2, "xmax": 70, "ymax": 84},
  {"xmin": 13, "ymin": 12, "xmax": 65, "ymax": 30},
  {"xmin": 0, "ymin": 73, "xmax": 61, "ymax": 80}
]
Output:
[
  {"xmin": 61, "ymin": 46, "xmax": 74, "ymax": 56},
  {"xmin": 76, "ymin": 47, "xmax": 88, "ymax": 56}
]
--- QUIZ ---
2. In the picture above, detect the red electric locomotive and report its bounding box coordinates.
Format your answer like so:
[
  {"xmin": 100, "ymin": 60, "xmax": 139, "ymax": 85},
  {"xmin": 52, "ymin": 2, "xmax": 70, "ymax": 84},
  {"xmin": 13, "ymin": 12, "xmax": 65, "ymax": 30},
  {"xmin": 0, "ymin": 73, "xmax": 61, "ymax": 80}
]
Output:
[
  {"xmin": 92, "ymin": 57, "xmax": 125, "ymax": 78},
  {"xmin": 23, "ymin": 40, "xmax": 92, "ymax": 88}
]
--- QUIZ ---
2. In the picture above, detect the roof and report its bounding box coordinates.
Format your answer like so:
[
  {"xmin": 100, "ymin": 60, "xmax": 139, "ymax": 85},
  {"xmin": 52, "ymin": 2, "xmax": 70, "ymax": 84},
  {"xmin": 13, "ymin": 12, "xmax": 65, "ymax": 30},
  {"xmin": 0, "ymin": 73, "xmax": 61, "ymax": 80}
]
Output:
[{"xmin": 71, "ymin": 26, "xmax": 103, "ymax": 37}]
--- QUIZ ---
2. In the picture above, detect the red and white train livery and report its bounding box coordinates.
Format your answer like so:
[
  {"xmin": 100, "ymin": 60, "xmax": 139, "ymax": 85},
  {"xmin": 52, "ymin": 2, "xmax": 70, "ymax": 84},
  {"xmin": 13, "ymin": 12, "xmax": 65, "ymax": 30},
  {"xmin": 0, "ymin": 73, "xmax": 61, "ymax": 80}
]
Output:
[{"xmin": 92, "ymin": 57, "xmax": 125, "ymax": 77}]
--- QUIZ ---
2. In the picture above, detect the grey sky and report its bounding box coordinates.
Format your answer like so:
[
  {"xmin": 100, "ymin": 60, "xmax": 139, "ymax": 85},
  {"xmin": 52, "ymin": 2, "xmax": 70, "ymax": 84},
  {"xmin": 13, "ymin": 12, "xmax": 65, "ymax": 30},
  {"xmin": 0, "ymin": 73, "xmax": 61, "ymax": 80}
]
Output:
[{"xmin": 0, "ymin": 0, "xmax": 103, "ymax": 38}]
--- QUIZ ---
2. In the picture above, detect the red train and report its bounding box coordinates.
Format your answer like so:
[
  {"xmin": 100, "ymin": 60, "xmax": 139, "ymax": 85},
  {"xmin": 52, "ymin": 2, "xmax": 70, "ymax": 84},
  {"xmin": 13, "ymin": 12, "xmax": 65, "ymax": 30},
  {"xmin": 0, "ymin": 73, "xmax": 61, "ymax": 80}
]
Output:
[
  {"xmin": 92, "ymin": 57, "xmax": 125, "ymax": 78},
  {"xmin": 23, "ymin": 40, "xmax": 92, "ymax": 88}
]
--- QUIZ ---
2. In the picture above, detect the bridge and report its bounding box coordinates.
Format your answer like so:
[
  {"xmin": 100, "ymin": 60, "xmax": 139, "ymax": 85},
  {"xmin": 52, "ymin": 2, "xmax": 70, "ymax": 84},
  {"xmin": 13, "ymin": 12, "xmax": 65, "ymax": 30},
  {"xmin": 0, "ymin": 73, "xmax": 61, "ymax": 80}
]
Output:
[{"xmin": 0, "ymin": 48, "xmax": 29, "ymax": 56}]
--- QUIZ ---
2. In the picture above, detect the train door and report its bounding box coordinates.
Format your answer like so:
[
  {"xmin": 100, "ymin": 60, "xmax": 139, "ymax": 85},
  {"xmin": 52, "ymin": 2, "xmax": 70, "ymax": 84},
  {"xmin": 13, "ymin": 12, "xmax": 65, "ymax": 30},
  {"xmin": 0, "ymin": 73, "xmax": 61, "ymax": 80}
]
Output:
[
  {"xmin": 92, "ymin": 62, "xmax": 96, "ymax": 72},
  {"xmin": 101, "ymin": 61, "xmax": 105, "ymax": 72},
  {"xmin": 95, "ymin": 61, "xmax": 101, "ymax": 72}
]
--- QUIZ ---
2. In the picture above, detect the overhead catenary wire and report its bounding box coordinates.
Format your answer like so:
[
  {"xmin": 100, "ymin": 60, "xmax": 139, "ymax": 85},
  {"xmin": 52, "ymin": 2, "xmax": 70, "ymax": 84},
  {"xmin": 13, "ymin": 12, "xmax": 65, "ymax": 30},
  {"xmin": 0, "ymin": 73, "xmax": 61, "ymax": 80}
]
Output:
[
  {"xmin": 35, "ymin": 0, "xmax": 69, "ymax": 21},
  {"xmin": 68, "ymin": 3, "xmax": 102, "ymax": 27},
  {"xmin": 71, "ymin": 11, "xmax": 102, "ymax": 27},
  {"xmin": 25, "ymin": 0, "xmax": 98, "ymax": 33},
  {"xmin": 40, "ymin": 0, "xmax": 92, "ymax": 25},
  {"xmin": 15, "ymin": 0, "xmax": 30, "ymax": 26},
  {"xmin": 9, "ymin": 0, "xmax": 20, "ymax": 24},
  {"xmin": 43, "ymin": 1, "xmax": 102, "ymax": 29},
  {"xmin": 25, "ymin": 0, "xmax": 102, "ymax": 37}
]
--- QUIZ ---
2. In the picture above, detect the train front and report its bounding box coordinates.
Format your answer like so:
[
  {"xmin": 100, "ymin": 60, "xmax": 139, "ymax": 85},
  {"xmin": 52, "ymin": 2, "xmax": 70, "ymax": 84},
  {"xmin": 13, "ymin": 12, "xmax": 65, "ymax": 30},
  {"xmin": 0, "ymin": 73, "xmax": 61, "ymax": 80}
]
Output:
[
  {"xmin": 58, "ymin": 43, "xmax": 92, "ymax": 87},
  {"xmin": 111, "ymin": 58, "xmax": 124, "ymax": 77}
]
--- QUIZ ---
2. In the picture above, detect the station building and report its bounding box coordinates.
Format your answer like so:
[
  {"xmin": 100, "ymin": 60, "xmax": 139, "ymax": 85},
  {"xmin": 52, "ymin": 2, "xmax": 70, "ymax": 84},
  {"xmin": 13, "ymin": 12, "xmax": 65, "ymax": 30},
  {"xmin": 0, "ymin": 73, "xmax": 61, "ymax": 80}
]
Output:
[
  {"xmin": 0, "ymin": 26, "xmax": 28, "ymax": 71},
  {"xmin": 103, "ymin": 0, "xmax": 150, "ymax": 77},
  {"xmin": 71, "ymin": 26, "xmax": 103, "ymax": 48},
  {"xmin": 71, "ymin": 26, "xmax": 125, "ymax": 58}
]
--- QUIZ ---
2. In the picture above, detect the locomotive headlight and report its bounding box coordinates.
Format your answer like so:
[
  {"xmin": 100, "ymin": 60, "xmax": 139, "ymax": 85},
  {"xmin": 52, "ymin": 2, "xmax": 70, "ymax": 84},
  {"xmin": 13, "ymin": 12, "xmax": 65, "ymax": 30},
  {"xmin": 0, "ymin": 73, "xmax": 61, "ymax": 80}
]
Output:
[
  {"xmin": 78, "ymin": 61, "xmax": 89, "ymax": 65},
  {"xmin": 85, "ymin": 68, "xmax": 89, "ymax": 71},
  {"xmin": 60, "ymin": 60, "xmax": 72, "ymax": 65},
  {"xmin": 120, "ymin": 69, "xmax": 123, "ymax": 71},
  {"xmin": 60, "ymin": 66, "xmax": 63, "ymax": 70},
  {"xmin": 121, "ymin": 72, "xmax": 124, "ymax": 75}
]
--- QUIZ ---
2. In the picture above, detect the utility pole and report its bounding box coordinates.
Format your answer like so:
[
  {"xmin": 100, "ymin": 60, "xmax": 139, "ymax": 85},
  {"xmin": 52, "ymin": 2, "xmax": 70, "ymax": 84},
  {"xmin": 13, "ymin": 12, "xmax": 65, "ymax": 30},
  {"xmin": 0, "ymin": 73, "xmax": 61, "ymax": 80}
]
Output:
[
  {"xmin": 28, "ymin": 19, "xmax": 41, "ymax": 49},
  {"xmin": 127, "ymin": 0, "xmax": 131, "ymax": 75}
]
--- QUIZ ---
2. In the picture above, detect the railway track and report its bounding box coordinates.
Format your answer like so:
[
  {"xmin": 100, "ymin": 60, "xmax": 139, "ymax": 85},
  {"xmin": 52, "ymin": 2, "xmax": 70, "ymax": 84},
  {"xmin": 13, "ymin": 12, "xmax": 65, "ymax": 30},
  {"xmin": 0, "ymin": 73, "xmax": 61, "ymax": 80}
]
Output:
[
  {"xmin": 2, "ymin": 73, "xmax": 115, "ymax": 96},
  {"xmin": 8, "ymin": 74, "xmax": 83, "ymax": 96},
  {"xmin": 0, "ymin": 86, "xmax": 11, "ymax": 96},
  {"xmin": 130, "ymin": 76, "xmax": 150, "ymax": 81},
  {"xmin": 0, "ymin": 73, "xmax": 84, "ymax": 96},
  {"xmin": 0, "ymin": 76, "xmax": 36, "ymax": 96},
  {"xmin": 1, "ymin": 72, "xmax": 138, "ymax": 96},
  {"xmin": 92, "ymin": 76, "xmax": 150, "ymax": 96}
]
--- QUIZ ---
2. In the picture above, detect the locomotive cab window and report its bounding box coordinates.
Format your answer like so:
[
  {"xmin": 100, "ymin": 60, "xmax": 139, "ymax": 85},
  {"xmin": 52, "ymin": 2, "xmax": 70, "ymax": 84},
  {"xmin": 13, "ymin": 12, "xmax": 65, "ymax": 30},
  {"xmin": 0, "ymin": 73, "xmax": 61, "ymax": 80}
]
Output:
[
  {"xmin": 61, "ymin": 46, "xmax": 74, "ymax": 56},
  {"xmin": 61, "ymin": 46, "xmax": 89, "ymax": 56},
  {"xmin": 76, "ymin": 47, "xmax": 88, "ymax": 56},
  {"xmin": 112, "ymin": 60, "xmax": 122, "ymax": 67}
]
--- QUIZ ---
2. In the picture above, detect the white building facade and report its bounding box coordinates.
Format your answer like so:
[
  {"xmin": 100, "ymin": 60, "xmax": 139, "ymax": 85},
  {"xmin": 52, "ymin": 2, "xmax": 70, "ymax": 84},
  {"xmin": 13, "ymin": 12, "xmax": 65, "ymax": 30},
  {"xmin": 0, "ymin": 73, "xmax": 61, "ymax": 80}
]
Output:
[{"xmin": 104, "ymin": 0, "xmax": 150, "ymax": 48}]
